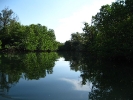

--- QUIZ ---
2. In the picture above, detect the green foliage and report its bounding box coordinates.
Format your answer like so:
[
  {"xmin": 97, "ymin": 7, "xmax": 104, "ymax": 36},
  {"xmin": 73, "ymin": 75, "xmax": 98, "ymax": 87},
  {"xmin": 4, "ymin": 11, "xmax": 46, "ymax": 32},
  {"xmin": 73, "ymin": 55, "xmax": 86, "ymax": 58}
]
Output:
[
  {"xmin": 0, "ymin": 7, "xmax": 18, "ymax": 29},
  {"xmin": 59, "ymin": 32, "xmax": 85, "ymax": 51},
  {"xmin": 21, "ymin": 24, "xmax": 58, "ymax": 51},
  {"xmin": 71, "ymin": 32, "xmax": 84, "ymax": 51},
  {"xmin": 0, "ymin": 40, "xmax": 2, "ymax": 49},
  {"xmin": 0, "ymin": 8, "xmax": 58, "ymax": 51},
  {"xmin": 60, "ymin": 0, "xmax": 133, "ymax": 61},
  {"xmin": 91, "ymin": 0, "xmax": 133, "ymax": 59}
]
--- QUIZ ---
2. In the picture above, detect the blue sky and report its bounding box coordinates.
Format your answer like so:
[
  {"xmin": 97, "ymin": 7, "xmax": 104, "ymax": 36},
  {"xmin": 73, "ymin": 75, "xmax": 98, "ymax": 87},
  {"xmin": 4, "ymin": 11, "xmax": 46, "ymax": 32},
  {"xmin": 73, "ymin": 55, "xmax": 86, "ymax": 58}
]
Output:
[{"xmin": 0, "ymin": 0, "xmax": 115, "ymax": 43}]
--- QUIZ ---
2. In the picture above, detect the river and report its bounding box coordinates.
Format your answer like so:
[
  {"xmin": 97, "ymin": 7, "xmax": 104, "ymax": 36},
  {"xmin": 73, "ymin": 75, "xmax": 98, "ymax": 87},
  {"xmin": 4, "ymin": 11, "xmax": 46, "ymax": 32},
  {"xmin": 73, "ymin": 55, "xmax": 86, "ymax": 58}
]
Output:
[{"xmin": 0, "ymin": 52, "xmax": 133, "ymax": 100}]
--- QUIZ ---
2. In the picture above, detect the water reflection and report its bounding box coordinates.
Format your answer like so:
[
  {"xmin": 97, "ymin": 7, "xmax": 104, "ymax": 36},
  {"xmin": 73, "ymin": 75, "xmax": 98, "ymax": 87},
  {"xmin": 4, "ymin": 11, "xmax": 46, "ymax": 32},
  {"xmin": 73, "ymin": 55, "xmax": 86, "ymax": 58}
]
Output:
[
  {"xmin": 59, "ymin": 52, "xmax": 133, "ymax": 100},
  {"xmin": 0, "ymin": 52, "xmax": 58, "ymax": 98},
  {"xmin": 0, "ymin": 52, "xmax": 89, "ymax": 100},
  {"xmin": 60, "ymin": 78, "xmax": 92, "ymax": 91},
  {"xmin": 0, "ymin": 52, "xmax": 133, "ymax": 99}
]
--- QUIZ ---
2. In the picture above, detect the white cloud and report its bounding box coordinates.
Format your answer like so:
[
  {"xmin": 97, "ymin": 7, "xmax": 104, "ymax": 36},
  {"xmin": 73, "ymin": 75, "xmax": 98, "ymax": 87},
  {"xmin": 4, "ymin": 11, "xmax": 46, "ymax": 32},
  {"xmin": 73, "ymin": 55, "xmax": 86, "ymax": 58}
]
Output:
[
  {"xmin": 60, "ymin": 78, "xmax": 92, "ymax": 91},
  {"xmin": 55, "ymin": 0, "xmax": 115, "ymax": 43}
]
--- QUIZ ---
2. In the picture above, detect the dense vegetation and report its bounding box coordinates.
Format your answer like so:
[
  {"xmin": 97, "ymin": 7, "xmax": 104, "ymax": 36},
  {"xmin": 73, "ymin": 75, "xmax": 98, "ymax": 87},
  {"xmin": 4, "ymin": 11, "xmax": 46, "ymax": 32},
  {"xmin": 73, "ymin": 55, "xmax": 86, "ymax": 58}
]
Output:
[
  {"xmin": 0, "ymin": 0, "xmax": 133, "ymax": 61},
  {"xmin": 0, "ymin": 0, "xmax": 133, "ymax": 98},
  {"xmin": 59, "ymin": 0, "xmax": 133, "ymax": 61},
  {"xmin": 0, "ymin": 8, "xmax": 58, "ymax": 51}
]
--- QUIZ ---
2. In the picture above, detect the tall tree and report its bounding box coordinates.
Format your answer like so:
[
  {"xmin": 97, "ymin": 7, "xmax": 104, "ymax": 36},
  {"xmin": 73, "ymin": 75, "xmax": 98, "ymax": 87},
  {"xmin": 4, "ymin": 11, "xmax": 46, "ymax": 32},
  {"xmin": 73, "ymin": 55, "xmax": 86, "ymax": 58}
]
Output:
[
  {"xmin": 0, "ymin": 8, "xmax": 19, "ymax": 49},
  {"xmin": 0, "ymin": 7, "xmax": 18, "ymax": 29}
]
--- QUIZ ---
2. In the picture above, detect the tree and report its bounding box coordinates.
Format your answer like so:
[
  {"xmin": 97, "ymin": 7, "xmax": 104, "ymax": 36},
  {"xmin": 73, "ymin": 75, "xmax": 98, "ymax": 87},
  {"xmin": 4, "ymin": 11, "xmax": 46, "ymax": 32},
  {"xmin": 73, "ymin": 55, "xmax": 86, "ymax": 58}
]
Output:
[
  {"xmin": 70, "ymin": 32, "xmax": 84, "ymax": 51},
  {"xmin": 91, "ymin": 0, "xmax": 133, "ymax": 59},
  {"xmin": 125, "ymin": 0, "xmax": 133, "ymax": 13},
  {"xmin": 0, "ymin": 8, "xmax": 19, "ymax": 49},
  {"xmin": 0, "ymin": 7, "xmax": 18, "ymax": 29},
  {"xmin": 82, "ymin": 22, "xmax": 97, "ymax": 52},
  {"xmin": 0, "ymin": 7, "xmax": 58, "ymax": 51}
]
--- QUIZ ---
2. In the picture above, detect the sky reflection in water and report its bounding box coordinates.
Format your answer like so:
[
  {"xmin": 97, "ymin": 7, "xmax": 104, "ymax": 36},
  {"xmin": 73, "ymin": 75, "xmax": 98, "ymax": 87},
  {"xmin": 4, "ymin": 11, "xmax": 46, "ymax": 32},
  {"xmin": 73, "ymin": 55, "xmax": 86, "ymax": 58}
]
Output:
[{"xmin": 0, "ymin": 57, "xmax": 91, "ymax": 100}]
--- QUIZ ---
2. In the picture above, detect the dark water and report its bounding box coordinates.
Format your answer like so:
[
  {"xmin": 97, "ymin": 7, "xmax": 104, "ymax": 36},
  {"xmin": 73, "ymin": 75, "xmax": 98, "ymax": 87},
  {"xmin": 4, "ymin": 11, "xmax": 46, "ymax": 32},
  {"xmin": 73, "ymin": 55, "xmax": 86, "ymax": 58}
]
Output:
[{"xmin": 0, "ymin": 52, "xmax": 133, "ymax": 100}]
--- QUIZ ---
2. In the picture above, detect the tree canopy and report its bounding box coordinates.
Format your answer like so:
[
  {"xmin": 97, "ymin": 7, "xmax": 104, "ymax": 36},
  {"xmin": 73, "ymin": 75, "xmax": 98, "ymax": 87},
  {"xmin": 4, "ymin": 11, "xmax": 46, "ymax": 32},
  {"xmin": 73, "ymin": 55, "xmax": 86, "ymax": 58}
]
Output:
[
  {"xmin": 0, "ymin": 7, "xmax": 58, "ymax": 51},
  {"xmin": 60, "ymin": 0, "xmax": 133, "ymax": 61}
]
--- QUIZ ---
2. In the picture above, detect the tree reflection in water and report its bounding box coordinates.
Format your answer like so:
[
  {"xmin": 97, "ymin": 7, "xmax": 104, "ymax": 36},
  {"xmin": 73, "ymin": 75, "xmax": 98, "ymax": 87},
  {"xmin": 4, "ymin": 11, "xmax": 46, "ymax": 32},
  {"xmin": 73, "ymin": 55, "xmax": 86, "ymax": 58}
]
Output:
[
  {"xmin": 0, "ymin": 52, "xmax": 133, "ymax": 99},
  {"xmin": 0, "ymin": 52, "xmax": 59, "ymax": 95},
  {"xmin": 59, "ymin": 52, "xmax": 133, "ymax": 100}
]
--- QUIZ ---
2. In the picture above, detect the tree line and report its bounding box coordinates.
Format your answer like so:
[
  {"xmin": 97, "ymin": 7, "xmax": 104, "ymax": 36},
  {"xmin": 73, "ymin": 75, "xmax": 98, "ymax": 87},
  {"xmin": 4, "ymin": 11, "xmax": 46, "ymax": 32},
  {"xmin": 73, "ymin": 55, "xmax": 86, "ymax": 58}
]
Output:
[
  {"xmin": 59, "ymin": 0, "xmax": 133, "ymax": 61},
  {"xmin": 0, "ymin": 0, "xmax": 133, "ymax": 61},
  {"xmin": 0, "ymin": 8, "xmax": 58, "ymax": 51}
]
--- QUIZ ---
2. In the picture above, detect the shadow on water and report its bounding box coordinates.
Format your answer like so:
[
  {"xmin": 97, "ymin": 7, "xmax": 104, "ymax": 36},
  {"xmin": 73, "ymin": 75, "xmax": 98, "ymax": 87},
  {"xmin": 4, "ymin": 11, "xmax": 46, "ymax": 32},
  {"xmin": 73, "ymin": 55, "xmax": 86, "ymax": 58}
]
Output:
[{"xmin": 59, "ymin": 52, "xmax": 133, "ymax": 100}]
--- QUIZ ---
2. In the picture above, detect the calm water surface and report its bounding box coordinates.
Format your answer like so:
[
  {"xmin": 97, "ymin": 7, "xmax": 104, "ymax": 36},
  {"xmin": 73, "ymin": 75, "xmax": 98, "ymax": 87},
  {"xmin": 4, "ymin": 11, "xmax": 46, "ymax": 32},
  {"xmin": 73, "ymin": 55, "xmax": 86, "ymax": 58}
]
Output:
[
  {"xmin": 0, "ymin": 53, "xmax": 91, "ymax": 100},
  {"xmin": 0, "ymin": 52, "xmax": 133, "ymax": 100}
]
